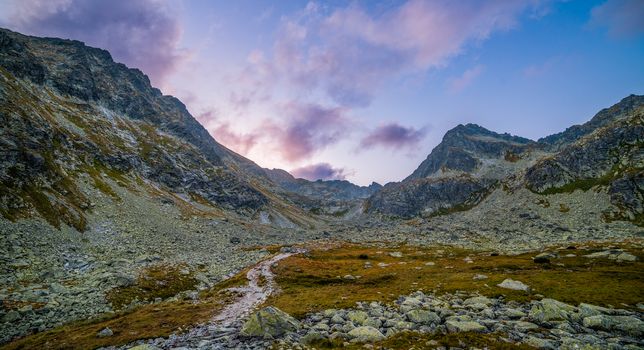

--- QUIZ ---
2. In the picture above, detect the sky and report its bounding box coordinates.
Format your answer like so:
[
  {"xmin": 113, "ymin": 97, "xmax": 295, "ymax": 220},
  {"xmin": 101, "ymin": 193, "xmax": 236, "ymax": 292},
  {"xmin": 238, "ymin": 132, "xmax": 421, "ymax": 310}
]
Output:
[{"xmin": 1, "ymin": 0, "xmax": 643, "ymax": 185}]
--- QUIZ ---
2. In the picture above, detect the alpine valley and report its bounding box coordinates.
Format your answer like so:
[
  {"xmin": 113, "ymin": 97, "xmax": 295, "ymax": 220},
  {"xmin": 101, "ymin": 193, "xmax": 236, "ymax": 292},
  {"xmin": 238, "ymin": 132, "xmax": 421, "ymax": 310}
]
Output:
[{"xmin": 0, "ymin": 28, "xmax": 642, "ymax": 350}]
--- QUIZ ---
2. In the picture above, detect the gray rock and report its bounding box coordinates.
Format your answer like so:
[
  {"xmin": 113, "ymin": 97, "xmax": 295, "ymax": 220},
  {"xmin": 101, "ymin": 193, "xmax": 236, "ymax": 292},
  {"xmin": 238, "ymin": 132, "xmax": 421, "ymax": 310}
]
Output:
[
  {"xmin": 497, "ymin": 278, "xmax": 530, "ymax": 292},
  {"xmin": 97, "ymin": 327, "xmax": 113, "ymax": 337},
  {"xmin": 529, "ymin": 299, "xmax": 576, "ymax": 324},
  {"xmin": 240, "ymin": 306, "xmax": 300, "ymax": 338},
  {"xmin": 445, "ymin": 320, "xmax": 487, "ymax": 333},
  {"xmin": 406, "ymin": 309, "xmax": 440, "ymax": 325},
  {"xmin": 347, "ymin": 326, "xmax": 385, "ymax": 343}
]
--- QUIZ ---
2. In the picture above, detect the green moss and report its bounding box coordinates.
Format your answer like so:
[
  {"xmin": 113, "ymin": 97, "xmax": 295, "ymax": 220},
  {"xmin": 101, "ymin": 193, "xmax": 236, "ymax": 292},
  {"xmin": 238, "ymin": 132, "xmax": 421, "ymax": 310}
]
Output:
[{"xmin": 106, "ymin": 264, "xmax": 199, "ymax": 310}]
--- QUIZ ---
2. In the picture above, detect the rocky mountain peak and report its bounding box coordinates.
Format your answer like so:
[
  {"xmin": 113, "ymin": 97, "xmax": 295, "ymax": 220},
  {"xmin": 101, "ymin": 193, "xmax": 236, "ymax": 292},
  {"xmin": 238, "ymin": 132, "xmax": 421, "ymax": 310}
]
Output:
[{"xmin": 406, "ymin": 123, "xmax": 534, "ymax": 181}]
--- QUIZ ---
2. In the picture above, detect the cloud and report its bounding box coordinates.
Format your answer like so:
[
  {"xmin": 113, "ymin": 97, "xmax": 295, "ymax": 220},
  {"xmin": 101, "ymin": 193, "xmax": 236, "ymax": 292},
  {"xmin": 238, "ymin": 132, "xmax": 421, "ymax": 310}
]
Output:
[
  {"xmin": 236, "ymin": 0, "xmax": 545, "ymax": 108},
  {"xmin": 291, "ymin": 163, "xmax": 348, "ymax": 181},
  {"xmin": 211, "ymin": 122, "xmax": 260, "ymax": 156},
  {"xmin": 359, "ymin": 123, "xmax": 427, "ymax": 151},
  {"xmin": 590, "ymin": 0, "xmax": 644, "ymax": 38},
  {"xmin": 263, "ymin": 102, "xmax": 352, "ymax": 162},
  {"xmin": 1, "ymin": 0, "xmax": 185, "ymax": 85},
  {"xmin": 448, "ymin": 65, "xmax": 484, "ymax": 93}
]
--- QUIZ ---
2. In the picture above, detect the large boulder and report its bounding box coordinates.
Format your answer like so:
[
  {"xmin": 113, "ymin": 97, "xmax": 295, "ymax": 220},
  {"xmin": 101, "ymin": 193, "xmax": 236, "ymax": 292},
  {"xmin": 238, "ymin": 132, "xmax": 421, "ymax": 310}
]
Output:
[
  {"xmin": 529, "ymin": 299, "xmax": 576, "ymax": 324},
  {"xmin": 497, "ymin": 278, "xmax": 530, "ymax": 292},
  {"xmin": 583, "ymin": 315, "xmax": 644, "ymax": 337},
  {"xmin": 240, "ymin": 306, "xmax": 300, "ymax": 339},
  {"xmin": 446, "ymin": 320, "xmax": 487, "ymax": 333},
  {"xmin": 406, "ymin": 309, "xmax": 440, "ymax": 325},
  {"xmin": 347, "ymin": 326, "xmax": 385, "ymax": 343}
]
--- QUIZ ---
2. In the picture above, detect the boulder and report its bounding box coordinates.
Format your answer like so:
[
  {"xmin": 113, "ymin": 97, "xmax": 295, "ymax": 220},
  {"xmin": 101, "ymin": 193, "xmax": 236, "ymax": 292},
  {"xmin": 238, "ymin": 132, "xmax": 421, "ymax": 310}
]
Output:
[
  {"xmin": 583, "ymin": 315, "xmax": 644, "ymax": 337},
  {"xmin": 529, "ymin": 299, "xmax": 575, "ymax": 324},
  {"xmin": 347, "ymin": 326, "xmax": 385, "ymax": 343},
  {"xmin": 96, "ymin": 327, "xmax": 113, "ymax": 338},
  {"xmin": 346, "ymin": 310, "xmax": 369, "ymax": 326},
  {"xmin": 240, "ymin": 306, "xmax": 300, "ymax": 339},
  {"xmin": 497, "ymin": 278, "xmax": 530, "ymax": 292},
  {"xmin": 445, "ymin": 320, "xmax": 487, "ymax": 333},
  {"xmin": 406, "ymin": 309, "xmax": 440, "ymax": 325}
]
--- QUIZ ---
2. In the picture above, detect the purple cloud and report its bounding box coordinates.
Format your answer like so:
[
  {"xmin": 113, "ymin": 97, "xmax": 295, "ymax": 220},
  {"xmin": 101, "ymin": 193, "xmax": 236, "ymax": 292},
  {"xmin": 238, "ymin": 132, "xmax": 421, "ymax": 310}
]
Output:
[
  {"xmin": 590, "ymin": 0, "xmax": 644, "ymax": 38},
  {"xmin": 236, "ymin": 0, "xmax": 545, "ymax": 108},
  {"xmin": 263, "ymin": 102, "xmax": 351, "ymax": 162},
  {"xmin": 359, "ymin": 123, "xmax": 427, "ymax": 151},
  {"xmin": 211, "ymin": 122, "xmax": 260, "ymax": 156},
  {"xmin": 2, "ymin": 0, "xmax": 185, "ymax": 85},
  {"xmin": 291, "ymin": 163, "xmax": 348, "ymax": 181}
]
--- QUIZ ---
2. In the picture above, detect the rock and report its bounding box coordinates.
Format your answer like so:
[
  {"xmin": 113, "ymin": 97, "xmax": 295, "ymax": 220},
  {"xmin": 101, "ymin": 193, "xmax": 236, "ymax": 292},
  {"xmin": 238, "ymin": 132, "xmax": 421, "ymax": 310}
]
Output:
[
  {"xmin": 3, "ymin": 310, "xmax": 20, "ymax": 323},
  {"xmin": 446, "ymin": 320, "xmax": 486, "ymax": 333},
  {"xmin": 616, "ymin": 252, "xmax": 637, "ymax": 262},
  {"xmin": 343, "ymin": 275, "xmax": 356, "ymax": 281},
  {"xmin": 330, "ymin": 314, "xmax": 345, "ymax": 324},
  {"xmin": 127, "ymin": 345, "xmax": 159, "ymax": 350},
  {"xmin": 583, "ymin": 315, "xmax": 644, "ymax": 337},
  {"xmin": 347, "ymin": 326, "xmax": 385, "ymax": 343},
  {"xmin": 511, "ymin": 321, "xmax": 540, "ymax": 332},
  {"xmin": 523, "ymin": 336, "xmax": 555, "ymax": 349},
  {"xmin": 577, "ymin": 303, "xmax": 611, "ymax": 318},
  {"xmin": 406, "ymin": 310, "xmax": 440, "ymax": 325},
  {"xmin": 240, "ymin": 306, "xmax": 300, "ymax": 338},
  {"xmin": 529, "ymin": 299, "xmax": 576, "ymax": 324},
  {"xmin": 301, "ymin": 331, "xmax": 326, "ymax": 344},
  {"xmin": 425, "ymin": 262, "xmax": 435, "ymax": 266},
  {"xmin": 389, "ymin": 252, "xmax": 403, "ymax": 258},
  {"xmin": 463, "ymin": 296, "xmax": 493, "ymax": 306},
  {"xmin": 347, "ymin": 310, "xmax": 369, "ymax": 326},
  {"xmin": 503, "ymin": 308, "xmax": 526, "ymax": 319},
  {"xmin": 472, "ymin": 274, "xmax": 488, "ymax": 280},
  {"xmin": 497, "ymin": 278, "xmax": 530, "ymax": 292},
  {"xmin": 97, "ymin": 327, "xmax": 113, "ymax": 337}
]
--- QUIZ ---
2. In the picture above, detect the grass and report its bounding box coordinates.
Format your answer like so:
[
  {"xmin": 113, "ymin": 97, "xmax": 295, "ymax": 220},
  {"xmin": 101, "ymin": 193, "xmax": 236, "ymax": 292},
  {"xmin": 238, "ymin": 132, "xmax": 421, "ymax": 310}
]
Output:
[
  {"xmin": 2, "ymin": 268, "xmax": 244, "ymax": 350},
  {"xmin": 106, "ymin": 264, "xmax": 199, "ymax": 310},
  {"xmin": 265, "ymin": 241, "xmax": 644, "ymax": 318}
]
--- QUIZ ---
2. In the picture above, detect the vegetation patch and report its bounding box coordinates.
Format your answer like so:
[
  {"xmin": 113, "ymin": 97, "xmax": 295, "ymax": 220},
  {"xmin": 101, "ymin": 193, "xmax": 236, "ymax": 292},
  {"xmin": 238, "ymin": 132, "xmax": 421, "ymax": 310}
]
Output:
[
  {"xmin": 265, "ymin": 242, "xmax": 644, "ymax": 318},
  {"xmin": 106, "ymin": 264, "xmax": 199, "ymax": 310}
]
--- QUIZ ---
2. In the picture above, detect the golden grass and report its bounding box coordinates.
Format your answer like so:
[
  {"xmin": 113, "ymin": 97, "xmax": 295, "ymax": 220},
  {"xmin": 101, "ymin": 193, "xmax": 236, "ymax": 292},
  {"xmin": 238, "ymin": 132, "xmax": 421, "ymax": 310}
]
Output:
[{"xmin": 266, "ymin": 241, "xmax": 644, "ymax": 318}]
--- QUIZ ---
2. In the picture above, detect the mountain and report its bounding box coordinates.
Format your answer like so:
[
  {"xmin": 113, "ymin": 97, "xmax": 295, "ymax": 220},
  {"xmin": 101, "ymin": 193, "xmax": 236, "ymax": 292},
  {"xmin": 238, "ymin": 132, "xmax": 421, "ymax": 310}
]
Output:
[
  {"xmin": 0, "ymin": 28, "xmax": 378, "ymax": 231},
  {"xmin": 406, "ymin": 123, "xmax": 535, "ymax": 180},
  {"xmin": 367, "ymin": 96, "xmax": 644, "ymax": 222}
]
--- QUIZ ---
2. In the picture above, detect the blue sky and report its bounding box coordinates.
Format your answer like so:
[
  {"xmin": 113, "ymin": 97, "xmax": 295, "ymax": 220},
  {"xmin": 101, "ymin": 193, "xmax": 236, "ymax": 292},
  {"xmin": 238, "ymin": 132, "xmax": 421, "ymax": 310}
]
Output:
[{"xmin": 1, "ymin": 0, "xmax": 643, "ymax": 185}]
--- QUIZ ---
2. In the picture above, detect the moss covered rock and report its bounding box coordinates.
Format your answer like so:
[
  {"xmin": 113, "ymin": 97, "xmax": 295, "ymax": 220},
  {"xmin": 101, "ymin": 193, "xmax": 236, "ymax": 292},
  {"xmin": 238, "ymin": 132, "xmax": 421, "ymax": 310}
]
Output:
[{"xmin": 240, "ymin": 306, "xmax": 300, "ymax": 339}]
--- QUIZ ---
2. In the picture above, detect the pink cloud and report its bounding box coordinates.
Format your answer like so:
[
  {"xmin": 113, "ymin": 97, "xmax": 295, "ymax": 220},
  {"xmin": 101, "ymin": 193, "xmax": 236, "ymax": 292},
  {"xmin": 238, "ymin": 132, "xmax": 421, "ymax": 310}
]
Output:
[
  {"xmin": 263, "ymin": 102, "xmax": 352, "ymax": 162},
  {"xmin": 359, "ymin": 123, "xmax": 427, "ymax": 151},
  {"xmin": 2, "ymin": 0, "xmax": 186, "ymax": 86},
  {"xmin": 235, "ymin": 0, "xmax": 545, "ymax": 108},
  {"xmin": 291, "ymin": 163, "xmax": 348, "ymax": 181},
  {"xmin": 211, "ymin": 123, "xmax": 260, "ymax": 156},
  {"xmin": 448, "ymin": 65, "xmax": 484, "ymax": 93},
  {"xmin": 590, "ymin": 0, "xmax": 644, "ymax": 38}
]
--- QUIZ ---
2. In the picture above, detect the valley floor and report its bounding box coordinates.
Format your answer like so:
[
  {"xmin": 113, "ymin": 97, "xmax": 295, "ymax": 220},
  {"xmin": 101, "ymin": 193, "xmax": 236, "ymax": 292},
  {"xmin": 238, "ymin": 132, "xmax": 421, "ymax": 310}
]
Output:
[{"xmin": 2, "ymin": 239, "xmax": 642, "ymax": 350}]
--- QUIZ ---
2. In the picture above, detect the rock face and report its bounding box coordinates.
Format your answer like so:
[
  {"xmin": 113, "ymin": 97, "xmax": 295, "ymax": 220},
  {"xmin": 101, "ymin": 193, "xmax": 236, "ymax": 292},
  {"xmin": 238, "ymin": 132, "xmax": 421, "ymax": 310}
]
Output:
[
  {"xmin": 407, "ymin": 123, "xmax": 535, "ymax": 180},
  {"xmin": 366, "ymin": 175, "xmax": 495, "ymax": 218},
  {"xmin": 240, "ymin": 306, "xmax": 300, "ymax": 338}
]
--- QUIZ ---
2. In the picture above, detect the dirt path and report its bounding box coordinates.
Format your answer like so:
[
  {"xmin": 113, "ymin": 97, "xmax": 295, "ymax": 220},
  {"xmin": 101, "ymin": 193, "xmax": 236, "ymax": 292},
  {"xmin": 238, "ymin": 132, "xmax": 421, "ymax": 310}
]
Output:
[{"xmin": 211, "ymin": 250, "xmax": 299, "ymax": 327}]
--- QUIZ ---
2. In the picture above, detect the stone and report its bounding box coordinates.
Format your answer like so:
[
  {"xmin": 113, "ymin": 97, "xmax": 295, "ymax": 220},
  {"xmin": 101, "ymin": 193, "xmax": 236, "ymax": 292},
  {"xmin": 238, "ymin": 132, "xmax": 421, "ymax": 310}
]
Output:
[
  {"xmin": 97, "ymin": 327, "xmax": 113, "ymax": 337},
  {"xmin": 347, "ymin": 326, "xmax": 385, "ymax": 343},
  {"xmin": 503, "ymin": 308, "xmax": 526, "ymax": 319},
  {"xmin": 240, "ymin": 306, "xmax": 300, "ymax": 338},
  {"xmin": 523, "ymin": 336, "xmax": 555, "ymax": 349},
  {"xmin": 497, "ymin": 278, "xmax": 530, "ymax": 292},
  {"xmin": 347, "ymin": 310, "xmax": 369, "ymax": 326},
  {"xmin": 472, "ymin": 274, "xmax": 488, "ymax": 280},
  {"xmin": 127, "ymin": 345, "xmax": 159, "ymax": 350},
  {"xmin": 301, "ymin": 331, "xmax": 326, "ymax": 344},
  {"xmin": 331, "ymin": 314, "xmax": 345, "ymax": 324},
  {"xmin": 389, "ymin": 252, "xmax": 403, "ymax": 258},
  {"xmin": 511, "ymin": 321, "xmax": 540, "ymax": 332},
  {"xmin": 577, "ymin": 303, "xmax": 611, "ymax": 318},
  {"xmin": 445, "ymin": 320, "xmax": 487, "ymax": 333},
  {"xmin": 406, "ymin": 310, "xmax": 440, "ymax": 325},
  {"xmin": 583, "ymin": 315, "xmax": 644, "ymax": 337},
  {"xmin": 2, "ymin": 310, "xmax": 20, "ymax": 323},
  {"xmin": 616, "ymin": 252, "xmax": 637, "ymax": 262},
  {"xmin": 463, "ymin": 296, "xmax": 493, "ymax": 306},
  {"xmin": 529, "ymin": 299, "xmax": 575, "ymax": 324}
]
